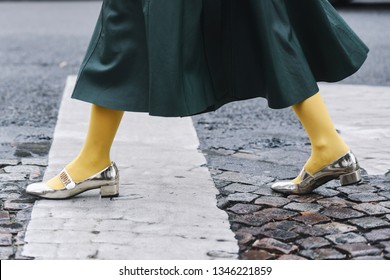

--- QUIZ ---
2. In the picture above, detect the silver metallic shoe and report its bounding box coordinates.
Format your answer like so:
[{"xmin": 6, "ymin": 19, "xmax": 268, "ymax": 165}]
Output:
[
  {"xmin": 271, "ymin": 151, "xmax": 361, "ymax": 195},
  {"xmin": 26, "ymin": 162, "xmax": 119, "ymax": 199}
]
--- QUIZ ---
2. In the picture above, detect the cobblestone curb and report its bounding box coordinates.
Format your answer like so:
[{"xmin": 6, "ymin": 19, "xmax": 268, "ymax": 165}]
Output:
[{"xmin": 211, "ymin": 160, "xmax": 389, "ymax": 260}]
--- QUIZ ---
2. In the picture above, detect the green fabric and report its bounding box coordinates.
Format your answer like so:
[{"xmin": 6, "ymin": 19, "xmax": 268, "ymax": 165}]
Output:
[{"xmin": 71, "ymin": 0, "xmax": 369, "ymax": 117}]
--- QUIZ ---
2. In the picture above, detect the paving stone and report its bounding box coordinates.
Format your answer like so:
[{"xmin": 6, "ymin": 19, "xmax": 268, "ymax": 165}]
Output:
[
  {"xmin": 296, "ymin": 237, "xmax": 331, "ymax": 249},
  {"xmin": 235, "ymin": 227, "xmax": 265, "ymax": 237},
  {"xmin": 260, "ymin": 220, "xmax": 301, "ymax": 232},
  {"xmin": 294, "ymin": 225, "xmax": 329, "ymax": 237},
  {"xmin": 0, "ymin": 211, "xmax": 10, "ymax": 221},
  {"xmin": 365, "ymin": 228, "xmax": 390, "ymax": 242},
  {"xmin": 0, "ymin": 227, "xmax": 11, "ymax": 234},
  {"xmin": 321, "ymin": 207, "xmax": 364, "ymax": 219},
  {"xmin": 214, "ymin": 171, "xmax": 274, "ymax": 185},
  {"xmin": 381, "ymin": 241, "xmax": 390, "ymax": 253},
  {"xmin": 299, "ymin": 248, "xmax": 346, "ymax": 260},
  {"xmin": 15, "ymin": 209, "xmax": 33, "ymax": 222},
  {"xmin": 11, "ymin": 197, "xmax": 36, "ymax": 204},
  {"xmin": 0, "ymin": 233, "xmax": 12, "ymax": 246},
  {"xmin": 375, "ymin": 184, "xmax": 390, "ymax": 191},
  {"xmin": 314, "ymin": 222, "xmax": 357, "ymax": 235},
  {"xmin": 0, "ymin": 222, "xmax": 24, "ymax": 234},
  {"xmin": 227, "ymin": 203, "xmax": 262, "ymax": 214},
  {"xmin": 0, "ymin": 246, "xmax": 14, "ymax": 259},
  {"xmin": 3, "ymin": 165, "xmax": 38, "ymax": 174},
  {"xmin": 349, "ymin": 216, "xmax": 390, "ymax": 229},
  {"xmin": 326, "ymin": 232, "xmax": 367, "ymax": 244},
  {"xmin": 258, "ymin": 229, "xmax": 299, "ymax": 242},
  {"xmin": 235, "ymin": 231, "xmax": 255, "ymax": 246},
  {"xmin": 0, "ymin": 173, "xmax": 27, "ymax": 181},
  {"xmin": 284, "ymin": 202, "xmax": 323, "ymax": 213},
  {"xmin": 213, "ymin": 179, "xmax": 230, "ymax": 189},
  {"xmin": 252, "ymin": 238, "xmax": 298, "ymax": 254},
  {"xmin": 223, "ymin": 183, "xmax": 259, "ymax": 193},
  {"xmin": 0, "ymin": 183, "xmax": 22, "ymax": 192},
  {"xmin": 3, "ymin": 201, "xmax": 33, "ymax": 211},
  {"xmin": 278, "ymin": 254, "xmax": 307, "ymax": 260},
  {"xmin": 313, "ymin": 186, "xmax": 340, "ymax": 197},
  {"xmin": 3, "ymin": 165, "xmax": 42, "ymax": 180},
  {"xmin": 231, "ymin": 214, "xmax": 268, "ymax": 227},
  {"xmin": 348, "ymin": 193, "xmax": 386, "ymax": 203},
  {"xmin": 317, "ymin": 197, "xmax": 356, "ymax": 208},
  {"xmin": 0, "ymin": 159, "xmax": 20, "ymax": 167},
  {"xmin": 287, "ymin": 194, "xmax": 323, "ymax": 203},
  {"xmin": 253, "ymin": 186, "xmax": 281, "ymax": 196},
  {"xmin": 241, "ymin": 249, "xmax": 275, "ymax": 260},
  {"xmin": 254, "ymin": 196, "xmax": 290, "ymax": 207},
  {"xmin": 216, "ymin": 197, "xmax": 229, "ymax": 209},
  {"xmin": 21, "ymin": 158, "xmax": 48, "ymax": 166},
  {"xmin": 336, "ymin": 243, "xmax": 382, "ymax": 257},
  {"xmin": 292, "ymin": 212, "xmax": 331, "ymax": 226},
  {"xmin": 321, "ymin": 179, "xmax": 342, "ymax": 189},
  {"xmin": 379, "ymin": 201, "xmax": 390, "ymax": 209},
  {"xmin": 379, "ymin": 191, "xmax": 390, "ymax": 199},
  {"xmin": 226, "ymin": 193, "xmax": 259, "ymax": 203},
  {"xmin": 339, "ymin": 184, "xmax": 378, "ymax": 194},
  {"xmin": 0, "ymin": 192, "xmax": 20, "ymax": 200},
  {"xmin": 255, "ymin": 208, "xmax": 297, "ymax": 221},
  {"xmin": 352, "ymin": 203, "xmax": 390, "ymax": 215}
]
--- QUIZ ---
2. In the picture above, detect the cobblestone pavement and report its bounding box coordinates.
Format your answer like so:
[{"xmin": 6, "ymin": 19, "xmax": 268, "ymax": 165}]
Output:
[
  {"xmin": 0, "ymin": 158, "xmax": 45, "ymax": 259},
  {"xmin": 193, "ymin": 98, "xmax": 390, "ymax": 260},
  {"xmin": 2, "ymin": 95, "xmax": 390, "ymax": 260}
]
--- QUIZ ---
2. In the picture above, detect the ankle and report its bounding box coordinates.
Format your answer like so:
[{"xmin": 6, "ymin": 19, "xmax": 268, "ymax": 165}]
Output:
[
  {"xmin": 71, "ymin": 154, "xmax": 111, "ymax": 169},
  {"xmin": 312, "ymin": 144, "xmax": 350, "ymax": 160},
  {"xmin": 65, "ymin": 157, "xmax": 111, "ymax": 182},
  {"xmin": 304, "ymin": 145, "xmax": 350, "ymax": 175}
]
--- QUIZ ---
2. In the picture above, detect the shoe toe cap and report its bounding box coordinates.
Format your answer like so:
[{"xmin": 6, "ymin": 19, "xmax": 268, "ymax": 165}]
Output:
[
  {"xmin": 271, "ymin": 181, "xmax": 298, "ymax": 194},
  {"xmin": 26, "ymin": 182, "xmax": 53, "ymax": 195}
]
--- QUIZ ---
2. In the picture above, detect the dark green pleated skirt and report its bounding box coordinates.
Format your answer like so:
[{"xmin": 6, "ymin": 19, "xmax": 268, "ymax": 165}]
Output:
[{"xmin": 71, "ymin": 0, "xmax": 369, "ymax": 117}]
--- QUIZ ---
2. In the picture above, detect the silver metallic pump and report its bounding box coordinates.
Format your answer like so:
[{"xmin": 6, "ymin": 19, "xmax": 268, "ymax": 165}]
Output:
[
  {"xmin": 271, "ymin": 151, "xmax": 361, "ymax": 195},
  {"xmin": 26, "ymin": 162, "xmax": 119, "ymax": 199}
]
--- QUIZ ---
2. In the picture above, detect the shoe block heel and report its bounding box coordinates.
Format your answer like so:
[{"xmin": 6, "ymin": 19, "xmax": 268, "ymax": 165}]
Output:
[
  {"xmin": 100, "ymin": 181, "xmax": 119, "ymax": 198},
  {"xmin": 339, "ymin": 169, "xmax": 362, "ymax": 186}
]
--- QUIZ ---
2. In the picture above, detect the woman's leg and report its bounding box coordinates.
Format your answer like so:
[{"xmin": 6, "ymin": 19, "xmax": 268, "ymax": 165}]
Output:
[
  {"xmin": 47, "ymin": 104, "xmax": 124, "ymax": 190},
  {"xmin": 272, "ymin": 91, "xmax": 361, "ymax": 194},
  {"xmin": 291, "ymin": 92, "xmax": 350, "ymax": 183}
]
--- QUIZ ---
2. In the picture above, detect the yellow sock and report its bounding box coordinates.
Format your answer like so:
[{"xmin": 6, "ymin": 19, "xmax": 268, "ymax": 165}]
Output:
[
  {"xmin": 292, "ymin": 93, "xmax": 349, "ymax": 184},
  {"xmin": 47, "ymin": 104, "xmax": 124, "ymax": 190}
]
